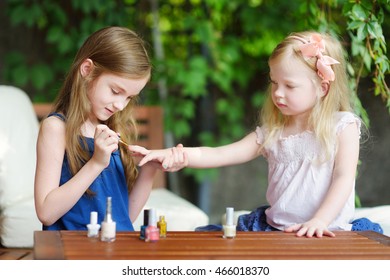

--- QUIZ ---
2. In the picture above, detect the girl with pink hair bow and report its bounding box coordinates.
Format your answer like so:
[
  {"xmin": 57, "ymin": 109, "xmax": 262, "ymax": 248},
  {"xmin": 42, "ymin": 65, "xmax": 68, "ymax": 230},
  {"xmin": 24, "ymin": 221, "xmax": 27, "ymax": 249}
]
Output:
[{"xmin": 130, "ymin": 31, "xmax": 383, "ymax": 238}]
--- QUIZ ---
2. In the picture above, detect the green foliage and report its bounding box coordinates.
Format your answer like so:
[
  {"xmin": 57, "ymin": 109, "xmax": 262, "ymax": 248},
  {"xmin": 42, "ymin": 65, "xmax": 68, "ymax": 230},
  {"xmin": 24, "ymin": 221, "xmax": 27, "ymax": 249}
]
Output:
[
  {"xmin": 2, "ymin": 0, "xmax": 135, "ymax": 101},
  {"xmin": 1, "ymin": 0, "xmax": 389, "ymax": 193},
  {"xmin": 344, "ymin": 0, "xmax": 390, "ymax": 112}
]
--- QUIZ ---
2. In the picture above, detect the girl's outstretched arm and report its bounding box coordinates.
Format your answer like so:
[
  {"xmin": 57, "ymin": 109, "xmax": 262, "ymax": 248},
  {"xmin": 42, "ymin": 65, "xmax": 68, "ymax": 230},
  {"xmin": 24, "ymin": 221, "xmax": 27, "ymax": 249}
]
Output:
[
  {"xmin": 285, "ymin": 121, "xmax": 360, "ymax": 237},
  {"xmin": 129, "ymin": 131, "xmax": 260, "ymax": 169}
]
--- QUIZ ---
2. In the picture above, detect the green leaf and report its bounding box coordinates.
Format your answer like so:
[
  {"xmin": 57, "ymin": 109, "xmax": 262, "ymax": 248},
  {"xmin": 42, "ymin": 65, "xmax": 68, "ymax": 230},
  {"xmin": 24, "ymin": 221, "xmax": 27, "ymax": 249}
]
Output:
[
  {"xmin": 362, "ymin": 50, "xmax": 372, "ymax": 71},
  {"xmin": 356, "ymin": 23, "xmax": 368, "ymax": 41},
  {"xmin": 30, "ymin": 64, "xmax": 54, "ymax": 90},
  {"xmin": 351, "ymin": 4, "xmax": 367, "ymax": 21},
  {"xmin": 47, "ymin": 26, "xmax": 62, "ymax": 43},
  {"xmin": 11, "ymin": 65, "xmax": 29, "ymax": 87},
  {"xmin": 347, "ymin": 20, "xmax": 363, "ymax": 30}
]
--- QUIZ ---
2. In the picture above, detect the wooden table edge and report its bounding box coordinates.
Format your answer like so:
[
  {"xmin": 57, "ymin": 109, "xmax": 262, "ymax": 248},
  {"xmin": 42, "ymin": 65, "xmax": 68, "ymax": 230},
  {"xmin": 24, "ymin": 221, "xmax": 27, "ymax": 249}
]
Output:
[
  {"xmin": 357, "ymin": 230, "xmax": 390, "ymax": 246},
  {"xmin": 33, "ymin": 231, "xmax": 65, "ymax": 260}
]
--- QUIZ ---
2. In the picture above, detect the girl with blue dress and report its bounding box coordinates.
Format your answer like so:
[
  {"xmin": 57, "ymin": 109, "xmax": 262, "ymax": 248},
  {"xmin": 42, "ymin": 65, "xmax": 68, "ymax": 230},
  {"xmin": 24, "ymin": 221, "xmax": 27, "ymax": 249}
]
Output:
[{"xmin": 35, "ymin": 26, "xmax": 168, "ymax": 231}]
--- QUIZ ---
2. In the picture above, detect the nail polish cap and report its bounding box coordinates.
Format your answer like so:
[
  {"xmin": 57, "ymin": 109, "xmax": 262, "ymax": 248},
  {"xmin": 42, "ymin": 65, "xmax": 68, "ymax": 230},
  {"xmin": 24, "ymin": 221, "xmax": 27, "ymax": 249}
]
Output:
[
  {"xmin": 90, "ymin": 211, "xmax": 98, "ymax": 225},
  {"xmin": 143, "ymin": 209, "xmax": 150, "ymax": 226},
  {"xmin": 148, "ymin": 208, "xmax": 157, "ymax": 226},
  {"xmin": 226, "ymin": 207, "xmax": 234, "ymax": 226}
]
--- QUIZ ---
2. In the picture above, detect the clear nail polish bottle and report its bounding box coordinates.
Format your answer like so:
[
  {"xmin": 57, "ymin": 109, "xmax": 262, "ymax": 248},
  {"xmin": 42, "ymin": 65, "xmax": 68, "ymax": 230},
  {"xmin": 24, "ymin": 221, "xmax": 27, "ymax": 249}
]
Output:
[
  {"xmin": 101, "ymin": 197, "xmax": 116, "ymax": 242},
  {"xmin": 223, "ymin": 207, "xmax": 236, "ymax": 238},
  {"xmin": 87, "ymin": 211, "xmax": 101, "ymax": 238}
]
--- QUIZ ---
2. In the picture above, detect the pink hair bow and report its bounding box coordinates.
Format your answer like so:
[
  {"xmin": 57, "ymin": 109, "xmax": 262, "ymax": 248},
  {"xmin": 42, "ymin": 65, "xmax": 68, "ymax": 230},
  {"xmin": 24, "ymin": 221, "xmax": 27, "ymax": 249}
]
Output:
[{"xmin": 297, "ymin": 34, "xmax": 340, "ymax": 83}]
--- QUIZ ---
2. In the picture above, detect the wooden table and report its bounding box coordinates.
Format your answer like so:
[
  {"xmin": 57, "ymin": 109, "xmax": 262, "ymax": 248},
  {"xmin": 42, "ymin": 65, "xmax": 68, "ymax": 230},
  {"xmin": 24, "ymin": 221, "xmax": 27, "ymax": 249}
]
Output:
[{"xmin": 33, "ymin": 230, "xmax": 390, "ymax": 260}]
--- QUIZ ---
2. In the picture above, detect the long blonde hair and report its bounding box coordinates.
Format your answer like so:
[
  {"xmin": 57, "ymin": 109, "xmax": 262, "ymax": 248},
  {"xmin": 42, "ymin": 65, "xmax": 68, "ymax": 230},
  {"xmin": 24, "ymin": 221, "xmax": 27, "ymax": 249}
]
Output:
[
  {"xmin": 259, "ymin": 31, "xmax": 353, "ymax": 160},
  {"xmin": 53, "ymin": 26, "xmax": 151, "ymax": 193}
]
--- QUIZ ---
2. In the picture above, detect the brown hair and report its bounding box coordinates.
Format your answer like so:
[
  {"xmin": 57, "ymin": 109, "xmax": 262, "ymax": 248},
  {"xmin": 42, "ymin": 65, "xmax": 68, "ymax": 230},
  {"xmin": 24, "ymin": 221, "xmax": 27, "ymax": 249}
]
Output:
[{"xmin": 53, "ymin": 26, "xmax": 151, "ymax": 193}]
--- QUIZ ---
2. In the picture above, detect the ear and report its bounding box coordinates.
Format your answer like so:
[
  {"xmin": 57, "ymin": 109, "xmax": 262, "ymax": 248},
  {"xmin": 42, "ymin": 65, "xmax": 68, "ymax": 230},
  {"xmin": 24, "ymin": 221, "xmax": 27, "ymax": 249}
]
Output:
[
  {"xmin": 320, "ymin": 81, "xmax": 330, "ymax": 97},
  {"xmin": 80, "ymin": 59, "xmax": 94, "ymax": 77}
]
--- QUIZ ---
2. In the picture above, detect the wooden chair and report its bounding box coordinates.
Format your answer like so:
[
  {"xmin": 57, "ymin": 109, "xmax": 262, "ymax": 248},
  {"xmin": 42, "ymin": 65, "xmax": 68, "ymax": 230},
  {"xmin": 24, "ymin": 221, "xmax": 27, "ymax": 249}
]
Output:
[{"xmin": 33, "ymin": 103, "xmax": 166, "ymax": 188}]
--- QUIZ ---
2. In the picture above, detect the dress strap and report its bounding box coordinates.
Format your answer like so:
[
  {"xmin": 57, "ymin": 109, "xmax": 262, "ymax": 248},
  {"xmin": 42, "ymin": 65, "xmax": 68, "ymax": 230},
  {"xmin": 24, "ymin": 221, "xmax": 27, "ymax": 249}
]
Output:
[{"xmin": 48, "ymin": 112, "xmax": 66, "ymax": 122}]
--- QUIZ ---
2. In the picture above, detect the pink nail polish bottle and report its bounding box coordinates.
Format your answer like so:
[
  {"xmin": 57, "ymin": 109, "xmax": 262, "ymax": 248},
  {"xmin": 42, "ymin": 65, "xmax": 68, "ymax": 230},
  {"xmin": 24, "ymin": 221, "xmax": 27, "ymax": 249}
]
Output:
[{"xmin": 145, "ymin": 208, "xmax": 159, "ymax": 242}]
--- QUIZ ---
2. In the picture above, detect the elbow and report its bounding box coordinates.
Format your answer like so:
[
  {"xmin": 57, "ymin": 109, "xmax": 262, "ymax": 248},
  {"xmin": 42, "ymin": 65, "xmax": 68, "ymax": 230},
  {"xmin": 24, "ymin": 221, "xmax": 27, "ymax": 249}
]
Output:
[{"xmin": 36, "ymin": 208, "xmax": 57, "ymax": 226}]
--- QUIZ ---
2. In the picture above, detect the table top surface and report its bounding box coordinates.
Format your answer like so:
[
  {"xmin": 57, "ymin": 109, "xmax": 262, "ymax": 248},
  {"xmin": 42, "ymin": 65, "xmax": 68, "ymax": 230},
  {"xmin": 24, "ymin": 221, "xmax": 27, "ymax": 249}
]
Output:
[{"xmin": 33, "ymin": 230, "xmax": 390, "ymax": 260}]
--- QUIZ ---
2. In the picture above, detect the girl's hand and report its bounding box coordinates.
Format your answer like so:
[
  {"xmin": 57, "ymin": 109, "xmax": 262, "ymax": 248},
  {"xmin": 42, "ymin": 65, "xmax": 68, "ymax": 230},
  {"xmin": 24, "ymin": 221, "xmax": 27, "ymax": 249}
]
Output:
[
  {"xmin": 284, "ymin": 218, "xmax": 335, "ymax": 238},
  {"xmin": 129, "ymin": 144, "xmax": 188, "ymax": 172},
  {"xmin": 91, "ymin": 124, "xmax": 119, "ymax": 169}
]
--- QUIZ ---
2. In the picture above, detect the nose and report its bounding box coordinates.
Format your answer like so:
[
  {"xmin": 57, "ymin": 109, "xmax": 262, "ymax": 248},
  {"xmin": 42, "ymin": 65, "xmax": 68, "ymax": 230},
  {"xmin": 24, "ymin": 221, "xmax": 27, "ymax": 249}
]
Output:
[
  {"xmin": 273, "ymin": 85, "xmax": 284, "ymax": 98},
  {"xmin": 113, "ymin": 99, "xmax": 126, "ymax": 111}
]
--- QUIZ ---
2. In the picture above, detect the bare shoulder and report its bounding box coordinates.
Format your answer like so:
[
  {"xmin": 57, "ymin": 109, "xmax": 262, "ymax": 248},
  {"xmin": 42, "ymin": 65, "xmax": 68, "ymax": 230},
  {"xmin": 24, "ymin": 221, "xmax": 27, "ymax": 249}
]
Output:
[
  {"xmin": 40, "ymin": 115, "xmax": 65, "ymax": 132},
  {"xmin": 38, "ymin": 115, "xmax": 66, "ymax": 146}
]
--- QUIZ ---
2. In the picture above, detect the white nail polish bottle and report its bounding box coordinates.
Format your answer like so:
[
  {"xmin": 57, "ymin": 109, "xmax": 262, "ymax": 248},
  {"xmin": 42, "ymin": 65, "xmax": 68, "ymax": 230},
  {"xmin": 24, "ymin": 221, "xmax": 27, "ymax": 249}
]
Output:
[
  {"xmin": 101, "ymin": 197, "xmax": 116, "ymax": 242},
  {"xmin": 87, "ymin": 211, "xmax": 101, "ymax": 238},
  {"xmin": 223, "ymin": 207, "xmax": 236, "ymax": 238}
]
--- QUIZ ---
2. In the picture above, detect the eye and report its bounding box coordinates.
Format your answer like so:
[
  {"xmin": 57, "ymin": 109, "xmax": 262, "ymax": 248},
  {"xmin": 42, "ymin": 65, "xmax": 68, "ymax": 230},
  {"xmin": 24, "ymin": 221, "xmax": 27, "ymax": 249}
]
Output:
[
  {"xmin": 286, "ymin": 84, "xmax": 297, "ymax": 89},
  {"xmin": 111, "ymin": 88, "xmax": 119, "ymax": 95},
  {"xmin": 269, "ymin": 78, "xmax": 277, "ymax": 85}
]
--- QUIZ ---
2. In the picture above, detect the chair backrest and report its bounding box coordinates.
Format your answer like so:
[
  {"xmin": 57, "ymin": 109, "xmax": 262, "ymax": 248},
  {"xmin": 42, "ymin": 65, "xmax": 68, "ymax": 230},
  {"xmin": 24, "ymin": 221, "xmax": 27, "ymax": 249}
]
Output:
[{"xmin": 33, "ymin": 103, "xmax": 166, "ymax": 188}]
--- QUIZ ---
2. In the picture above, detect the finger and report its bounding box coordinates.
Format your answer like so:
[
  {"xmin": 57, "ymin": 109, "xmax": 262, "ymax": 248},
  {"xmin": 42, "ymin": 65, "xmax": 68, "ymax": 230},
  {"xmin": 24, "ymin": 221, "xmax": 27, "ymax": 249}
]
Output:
[
  {"xmin": 313, "ymin": 229, "xmax": 323, "ymax": 238},
  {"xmin": 94, "ymin": 124, "xmax": 106, "ymax": 139},
  {"xmin": 175, "ymin": 144, "xmax": 185, "ymax": 163},
  {"xmin": 162, "ymin": 158, "xmax": 169, "ymax": 170},
  {"xmin": 128, "ymin": 145, "xmax": 150, "ymax": 155},
  {"xmin": 171, "ymin": 147, "xmax": 180, "ymax": 163},
  {"xmin": 138, "ymin": 153, "xmax": 160, "ymax": 166},
  {"xmin": 284, "ymin": 224, "xmax": 300, "ymax": 232},
  {"xmin": 296, "ymin": 227, "xmax": 307, "ymax": 237},
  {"xmin": 323, "ymin": 229, "xmax": 335, "ymax": 237},
  {"xmin": 305, "ymin": 227, "xmax": 316, "ymax": 238}
]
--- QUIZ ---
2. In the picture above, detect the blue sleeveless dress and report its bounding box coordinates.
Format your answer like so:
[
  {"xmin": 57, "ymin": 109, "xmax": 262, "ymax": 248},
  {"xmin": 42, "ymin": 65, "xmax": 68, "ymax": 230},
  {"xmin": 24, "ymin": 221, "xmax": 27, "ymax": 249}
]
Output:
[{"xmin": 43, "ymin": 113, "xmax": 134, "ymax": 231}]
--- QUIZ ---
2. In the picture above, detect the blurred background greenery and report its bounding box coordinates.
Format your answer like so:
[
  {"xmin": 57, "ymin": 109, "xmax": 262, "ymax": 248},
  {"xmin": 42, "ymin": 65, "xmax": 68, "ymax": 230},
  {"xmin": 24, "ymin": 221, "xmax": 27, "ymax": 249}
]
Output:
[{"xmin": 1, "ymin": 0, "xmax": 389, "ymax": 221}]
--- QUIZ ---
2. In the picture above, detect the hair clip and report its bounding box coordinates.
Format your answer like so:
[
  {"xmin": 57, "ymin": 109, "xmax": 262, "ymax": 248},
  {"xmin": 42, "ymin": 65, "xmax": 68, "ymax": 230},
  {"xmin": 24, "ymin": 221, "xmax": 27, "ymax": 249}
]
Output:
[{"xmin": 290, "ymin": 34, "xmax": 340, "ymax": 83}]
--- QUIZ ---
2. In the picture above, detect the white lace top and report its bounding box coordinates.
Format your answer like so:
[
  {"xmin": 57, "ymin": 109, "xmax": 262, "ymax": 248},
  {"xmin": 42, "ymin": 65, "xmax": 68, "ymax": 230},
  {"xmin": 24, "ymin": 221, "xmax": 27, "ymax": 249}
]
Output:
[{"xmin": 255, "ymin": 111, "xmax": 361, "ymax": 231}]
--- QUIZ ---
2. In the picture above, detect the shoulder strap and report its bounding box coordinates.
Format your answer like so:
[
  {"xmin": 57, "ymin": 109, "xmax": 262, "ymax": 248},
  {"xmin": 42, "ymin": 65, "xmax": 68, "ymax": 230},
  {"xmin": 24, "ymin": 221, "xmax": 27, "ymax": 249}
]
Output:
[{"xmin": 48, "ymin": 112, "xmax": 66, "ymax": 122}]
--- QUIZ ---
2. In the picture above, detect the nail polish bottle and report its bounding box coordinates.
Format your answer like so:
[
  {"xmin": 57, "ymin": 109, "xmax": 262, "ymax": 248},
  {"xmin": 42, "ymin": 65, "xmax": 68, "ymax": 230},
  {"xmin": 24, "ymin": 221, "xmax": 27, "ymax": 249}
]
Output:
[
  {"xmin": 101, "ymin": 197, "xmax": 116, "ymax": 242},
  {"xmin": 139, "ymin": 209, "xmax": 150, "ymax": 240},
  {"xmin": 87, "ymin": 211, "xmax": 101, "ymax": 238},
  {"xmin": 223, "ymin": 207, "xmax": 236, "ymax": 239},
  {"xmin": 157, "ymin": 215, "xmax": 167, "ymax": 238},
  {"xmin": 145, "ymin": 209, "xmax": 159, "ymax": 242}
]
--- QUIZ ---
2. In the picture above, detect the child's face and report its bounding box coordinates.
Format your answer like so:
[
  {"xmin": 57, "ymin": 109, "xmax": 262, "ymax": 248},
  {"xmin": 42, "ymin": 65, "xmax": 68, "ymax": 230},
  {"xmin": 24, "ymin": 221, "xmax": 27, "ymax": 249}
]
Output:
[
  {"xmin": 87, "ymin": 73, "xmax": 148, "ymax": 121},
  {"xmin": 269, "ymin": 56, "xmax": 322, "ymax": 119}
]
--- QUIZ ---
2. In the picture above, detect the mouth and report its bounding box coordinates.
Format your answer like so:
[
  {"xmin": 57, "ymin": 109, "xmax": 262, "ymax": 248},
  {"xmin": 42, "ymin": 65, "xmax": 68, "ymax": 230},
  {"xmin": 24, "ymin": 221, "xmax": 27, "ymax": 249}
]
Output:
[
  {"xmin": 105, "ymin": 107, "xmax": 114, "ymax": 115},
  {"xmin": 276, "ymin": 102, "xmax": 287, "ymax": 108}
]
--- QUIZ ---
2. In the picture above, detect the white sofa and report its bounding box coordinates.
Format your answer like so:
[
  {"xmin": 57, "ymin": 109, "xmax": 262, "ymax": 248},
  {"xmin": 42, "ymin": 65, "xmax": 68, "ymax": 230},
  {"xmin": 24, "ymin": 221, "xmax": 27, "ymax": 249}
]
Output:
[
  {"xmin": 0, "ymin": 85, "xmax": 209, "ymax": 248},
  {"xmin": 0, "ymin": 85, "xmax": 42, "ymax": 248}
]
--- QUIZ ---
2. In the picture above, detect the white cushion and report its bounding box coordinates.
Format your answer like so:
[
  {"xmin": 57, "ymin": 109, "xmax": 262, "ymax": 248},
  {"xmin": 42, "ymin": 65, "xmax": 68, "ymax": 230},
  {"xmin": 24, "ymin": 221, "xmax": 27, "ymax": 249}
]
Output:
[
  {"xmin": 133, "ymin": 188, "xmax": 209, "ymax": 231},
  {"xmin": 0, "ymin": 85, "xmax": 42, "ymax": 247},
  {"xmin": 354, "ymin": 205, "xmax": 390, "ymax": 236}
]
